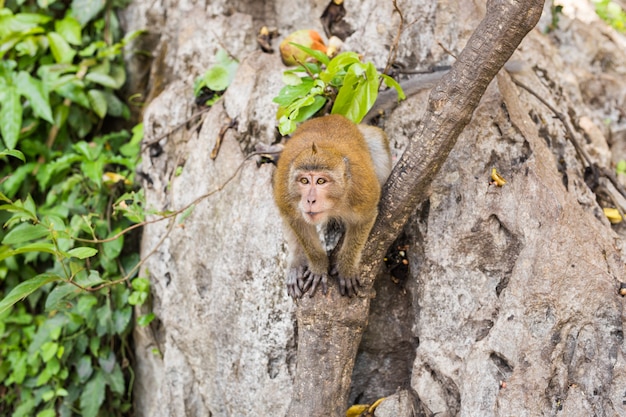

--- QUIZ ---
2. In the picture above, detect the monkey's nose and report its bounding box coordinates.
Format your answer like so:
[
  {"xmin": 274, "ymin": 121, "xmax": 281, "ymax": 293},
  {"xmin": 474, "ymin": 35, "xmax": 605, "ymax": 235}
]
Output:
[{"xmin": 307, "ymin": 198, "xmax": 316, "ymax": 204}]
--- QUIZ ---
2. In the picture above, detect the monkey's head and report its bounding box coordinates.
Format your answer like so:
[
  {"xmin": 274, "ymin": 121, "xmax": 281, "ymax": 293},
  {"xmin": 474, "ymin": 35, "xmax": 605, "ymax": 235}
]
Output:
[{"xmin": 289, "ymin": 143, "xmax": 348, "ymax": 225}]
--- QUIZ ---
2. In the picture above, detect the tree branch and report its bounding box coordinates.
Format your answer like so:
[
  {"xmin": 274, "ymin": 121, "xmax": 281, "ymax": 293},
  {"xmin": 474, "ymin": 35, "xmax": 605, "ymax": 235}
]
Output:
[{"xmin": 288, "ymin": 1, "xmax": 546, "ymax": 416}]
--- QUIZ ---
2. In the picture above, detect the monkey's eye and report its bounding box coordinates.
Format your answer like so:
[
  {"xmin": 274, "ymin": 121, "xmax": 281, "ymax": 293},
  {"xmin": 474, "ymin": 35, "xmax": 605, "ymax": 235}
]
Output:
[
  {"xmin": 299, "ymin": 178, "xmax": 309, "ymax": 184},
  {"xmin": 316, "ymin": 178, "xmax": 326, "ymax": 185}
]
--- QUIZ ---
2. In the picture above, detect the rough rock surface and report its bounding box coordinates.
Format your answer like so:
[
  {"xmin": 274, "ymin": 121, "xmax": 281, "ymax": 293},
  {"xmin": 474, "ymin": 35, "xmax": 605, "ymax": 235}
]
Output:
[{"xmin": 122, "ymin": 0, "xmax": 626, "ymax": 415}]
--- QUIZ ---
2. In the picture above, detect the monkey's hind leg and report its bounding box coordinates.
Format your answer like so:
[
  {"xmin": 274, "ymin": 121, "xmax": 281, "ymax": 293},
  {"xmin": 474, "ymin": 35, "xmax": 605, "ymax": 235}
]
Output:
[{"xmin": 333, "ymin": 217, "xmax": 376, "ymax": 296}]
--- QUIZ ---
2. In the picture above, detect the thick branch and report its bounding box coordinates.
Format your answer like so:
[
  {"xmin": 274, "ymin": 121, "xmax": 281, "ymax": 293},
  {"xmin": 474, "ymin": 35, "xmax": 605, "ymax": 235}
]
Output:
[{"xmin": 289, "ymin": 1, "xmax": 545, "ymax": 416}]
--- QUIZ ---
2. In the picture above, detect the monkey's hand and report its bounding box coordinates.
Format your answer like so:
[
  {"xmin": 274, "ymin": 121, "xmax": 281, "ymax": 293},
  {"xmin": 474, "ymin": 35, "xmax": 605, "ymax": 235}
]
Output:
[
  {"xmin": 287, "ymin": 265, "xmax": 307, "ymax": 298},
  {"xmin": 286, "ymin": 265, "xmax": 328, "ymax": 298},
  {"xmin": 331, "ymin": 265, "xmax": 360, "ymax": 297},
  {"xmin": 301, "ymin": 268, "xmax": 328, "ymax": 298}
]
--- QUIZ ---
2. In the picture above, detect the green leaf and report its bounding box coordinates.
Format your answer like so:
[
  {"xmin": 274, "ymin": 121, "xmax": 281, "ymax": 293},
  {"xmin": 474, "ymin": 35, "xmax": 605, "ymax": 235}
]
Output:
[
  {"xmin": 104, "ymin": 363, "xmax": 125, "ymax": 395},
  {"xmin": 98, "ymin": 351, "xmax": 116, "ymax": 372},
  {"xmin": 137, "ymin": 312, "xmax": 155, "ymax": 327},
  {"xmin": 0, "ymin": 86, "xmax": 22, "ymax": 150},
  {"xmin": 0, "ymin": 243, "xmax": 57, "ymax": 263},
  {"xmin": 87, "ymin": 89, "xmax": 107, "ymax": 118},
  {"xmin": 41, "ymin": 341, "xmax": 59, "ymax": 361},
  {"xmin": 36, "ymin": 367, "xmax": 52, "ymax": 385},
  {"xmin": 73, "ymin": 140, "xmax": 100, "ymax": 160},
  {"xmin": 0, "ymin": 273, "xmax": 61, "ymax": 315},
  {"xmin": 47, "ymin": 32, "xmax": 77, "ymax": 64},
  {"xmin": 45, "ymin": 282, "xmax": 82, "ymax": 310},
  {"xmin": 11, "ymin": 398, "xmax": 36, "ymax": 417},
  {"xmin": 102, "ymin": 234, "xmax": 123, "ymax": 259},
  {"xmin": 55, "ymin": 78, "xmax": 90, "ymax": 109},
  {"xmin": 54, "ymin": 15, "xmax": 82, "ymax": 45},
  {"xmin": 80, "ymin": 371, "xmax": 106, "ymax": 417},
  {"xmin": 131, "ymin": 277, "xmax": 150, "ymax": 292},
  {"xmin": 272, "ymin": 79, "xmax": 316, "ymax": 106},
  {"xmin": 290, "ymin": 42, "xmax": 330, "ymax": 66},
  {"xmin": 42, "ymin": 390, "xmax": 55, "ymax": 402},
  {"xmin": 332, "ymin": 62, "xmax": 379, "ymax": 123},
  {"xmin": 71, "ymin": 0, "xmax": 106, "ymax": 26},
  {"xmin": 85, "ymin": 71, "xmax": 121, "ymax": 89},
  {"xmin": 128, "ymin": 290, "xmax": 147, "ymax": 306},
  {"xmin": 76, "ymin": 355, "xmax": 93, "ymax": 382},
  {"xmin": 10, "ymin": 353, "xmax": 28, "ymax": 384},
  {"xmin": 282, "ymin": 72, "xmax": 303, "ymax": 86},
  {"xmin": 321, "ymin": 51, "xmax": 361, "ymax": 84},
  {"xmin": 103, "ymin": 90, "xmax": 128, "ymax": 118},
  {"xmin": 67, "ymin": 247, "xmax": 98, "ymax": 259},
  {"xmin": 2, "ymin": 223, "xmax": 50, "ymax": 244},
  {"xmin": 36, "ymin": 409, "xmax": 56, "ymax": 417},
  {"xmin": 16, "ymin": 71, "xmax": 54, "ymax": 124},
  {"xmin": 202, "ymin": 65, "xmax": 231, "ymax": 91},
  {"xmin": 292, "ymin": 95, "xmax": 326, "ymax": 122},
  {"xmin": 76, "ymin": 294, "xmax": 98, "ymax": 316},
  {"xmin": 381, "ymin": 73, "xmax": 406, "ymax": 100},
  {"xmin": 45, "ymin": 356, "xmax": 60, "ymax": 375},
  {"xmin": 0, "ymin": 149, "xmax": 25, "ymax": 161},
  {"xmin": 112, "ymin": 306, "xmax": 132, "ymax": 334},
  {"xmin": 81, "ymin": 158, "xmax": 105, "ymax": 186},
  {"xmin": 278, "ymin": 115, "xmax": 296, "ymax": 135},
  {"xmin": 96, "ymin": 303, "xmax": 112, "ymax": 336}
]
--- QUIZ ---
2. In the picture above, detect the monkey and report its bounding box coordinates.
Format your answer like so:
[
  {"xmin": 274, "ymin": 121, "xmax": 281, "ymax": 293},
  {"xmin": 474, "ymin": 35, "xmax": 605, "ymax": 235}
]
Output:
[{"xmin": 273, "ymin": 114, "xmax": 392, "ymax": 298}]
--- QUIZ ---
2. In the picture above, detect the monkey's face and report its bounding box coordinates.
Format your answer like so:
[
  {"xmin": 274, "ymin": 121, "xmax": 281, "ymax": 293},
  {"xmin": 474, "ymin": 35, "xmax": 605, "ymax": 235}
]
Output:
[{"xmin": 294, "ymin": 170, "xmax": 341, "ymax": 225}]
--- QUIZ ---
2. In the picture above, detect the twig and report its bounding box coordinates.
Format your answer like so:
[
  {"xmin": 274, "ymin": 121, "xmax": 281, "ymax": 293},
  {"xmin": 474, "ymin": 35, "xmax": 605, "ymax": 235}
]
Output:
[
  {"xmin": 75, "ymin": 151, "xmax": 265, "ymax": 244},
  {"xmin": 382, "ymin": 0, "xmax": 405, "ymax": 76},
  {"xmin": 141, "ymin": 107, "xmax": 211, "ymax": 151},
  {"xmin": 437, "ymin": 41, "xmax": 457, "ymax": 59}
]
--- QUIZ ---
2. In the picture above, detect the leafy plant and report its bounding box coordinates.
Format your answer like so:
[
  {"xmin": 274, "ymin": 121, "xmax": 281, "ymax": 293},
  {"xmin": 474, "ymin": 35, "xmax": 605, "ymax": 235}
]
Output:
[
  {"xmin": 594, "ymin": 0, "xmax": 626, "ymax": 32},
  {"xmin": 0, "ymin": 0, "xmax": 148, "ymax": 416},
  {"xmin": 273, "ymin": 43, "xmax": 405, "ymax": 135},
  {"xmin": 193, "ymin": 49, "xmax": 239, "ymax": 106}
]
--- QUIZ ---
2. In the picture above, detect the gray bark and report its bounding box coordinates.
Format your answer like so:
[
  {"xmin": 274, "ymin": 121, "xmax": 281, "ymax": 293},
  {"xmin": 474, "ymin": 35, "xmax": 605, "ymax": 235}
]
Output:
[{"xmin": 122, "ymin": 0, "xmax": 626, "ymax": 416}]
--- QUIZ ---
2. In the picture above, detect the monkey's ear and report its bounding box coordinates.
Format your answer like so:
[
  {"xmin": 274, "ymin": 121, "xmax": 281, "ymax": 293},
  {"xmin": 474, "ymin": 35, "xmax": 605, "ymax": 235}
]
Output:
[{"xmin": 311, "ymin": 143, "xmax": 318, "ymax": 154}]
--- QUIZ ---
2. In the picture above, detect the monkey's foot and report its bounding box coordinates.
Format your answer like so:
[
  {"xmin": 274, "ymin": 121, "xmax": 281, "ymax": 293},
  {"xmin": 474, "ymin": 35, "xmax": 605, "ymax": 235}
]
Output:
[
  {"xmin": 287, "ymin": 265, "xmax": 307, "ymax": 298},
  {"xmin": 331, "ymin": 266, "xmax": 360, "ymax": 297},
  {"xmin": 302, "ymin": 270, "xmax": 328, "ymax": 298},
  {"xmin": 286, "ymin": 266, "xmax": 328, "ymax": 298}
]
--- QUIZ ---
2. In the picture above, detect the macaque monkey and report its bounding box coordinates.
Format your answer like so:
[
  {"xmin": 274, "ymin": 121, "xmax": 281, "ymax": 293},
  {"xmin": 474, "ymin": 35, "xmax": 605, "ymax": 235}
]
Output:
[{"xmin": 273, "ymin": 114, "xmax": 392, "ymax": 298}]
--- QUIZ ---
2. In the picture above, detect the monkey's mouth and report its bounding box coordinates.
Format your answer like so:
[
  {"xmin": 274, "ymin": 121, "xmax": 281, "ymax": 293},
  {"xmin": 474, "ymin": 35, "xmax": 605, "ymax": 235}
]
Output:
[{"xmin": 305, "ymin": 211, "xmax": 324, "ymax": 222}]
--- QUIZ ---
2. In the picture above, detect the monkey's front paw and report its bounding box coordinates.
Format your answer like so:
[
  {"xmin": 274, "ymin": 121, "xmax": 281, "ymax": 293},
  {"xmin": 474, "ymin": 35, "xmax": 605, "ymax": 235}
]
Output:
[
  {"xmin": 302, "ymin": 270, "xmax": 328, "ymax": 297},
  {"xmin": 331, "ymin": 265, "xmax": 360, "ymax": 297},
  {"xmin": 287, "ymin": 265, "xmax": 308, "ymax": 298}
]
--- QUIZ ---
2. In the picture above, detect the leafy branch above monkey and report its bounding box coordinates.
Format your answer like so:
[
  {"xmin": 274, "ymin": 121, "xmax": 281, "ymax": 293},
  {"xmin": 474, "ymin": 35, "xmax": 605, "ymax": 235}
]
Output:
[{"xmin": 272, "ymin": 43, "xmax": 405, "ymax": 135}]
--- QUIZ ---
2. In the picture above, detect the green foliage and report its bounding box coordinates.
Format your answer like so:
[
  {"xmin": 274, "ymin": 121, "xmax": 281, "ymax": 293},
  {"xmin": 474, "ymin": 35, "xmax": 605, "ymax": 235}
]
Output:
[
  {"xmin": 616, "ymin": 160, "xmax": 626, "ymax": 175},
  {"xmin": 273, "ymin": 43, "xmax": 405, "ymax": 135},
  {"xmin": 594, "ymin": 0, "xmax": 626, "ymax": 32},
  {"xmin": 193, "ymin": 49, "xmax": 239, "ymax": 106},
  {"xmin": 0, "ymin": 0, "xmax": 147, "ymax": 415}
]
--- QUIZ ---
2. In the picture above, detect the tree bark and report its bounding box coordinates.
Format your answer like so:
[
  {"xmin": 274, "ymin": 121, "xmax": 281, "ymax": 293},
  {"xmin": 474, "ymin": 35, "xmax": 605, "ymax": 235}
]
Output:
[{"xmin": 288, "ymin": 1, "xmax": 546, "ymax": 415}]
